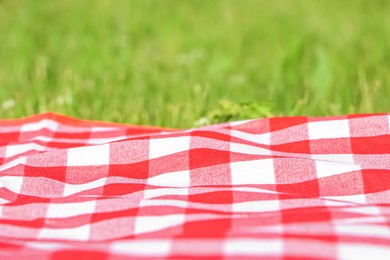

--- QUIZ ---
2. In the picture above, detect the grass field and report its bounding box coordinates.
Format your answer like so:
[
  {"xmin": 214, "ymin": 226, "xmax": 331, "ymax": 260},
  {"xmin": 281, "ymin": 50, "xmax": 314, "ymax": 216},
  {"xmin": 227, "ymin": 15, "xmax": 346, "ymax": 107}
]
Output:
[{"xmin": 0, "ymin": 0, "xmax": 389, "ymax": 128}]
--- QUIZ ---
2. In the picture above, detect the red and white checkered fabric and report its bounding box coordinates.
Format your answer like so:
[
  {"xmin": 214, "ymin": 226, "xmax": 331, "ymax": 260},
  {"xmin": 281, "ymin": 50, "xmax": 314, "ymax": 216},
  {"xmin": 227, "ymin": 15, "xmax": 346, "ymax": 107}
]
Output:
[{"xmin": 0, "ymin": 112, "xmax": 389, "ymax": 259}]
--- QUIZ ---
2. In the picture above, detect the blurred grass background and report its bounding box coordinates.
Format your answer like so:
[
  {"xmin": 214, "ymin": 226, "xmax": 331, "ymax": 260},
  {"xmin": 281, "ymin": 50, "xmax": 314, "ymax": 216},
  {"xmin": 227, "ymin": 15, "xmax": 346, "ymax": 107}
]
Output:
[{"xmin": 0, "ymin": 0, "xmax": 389, "ymax": 128}]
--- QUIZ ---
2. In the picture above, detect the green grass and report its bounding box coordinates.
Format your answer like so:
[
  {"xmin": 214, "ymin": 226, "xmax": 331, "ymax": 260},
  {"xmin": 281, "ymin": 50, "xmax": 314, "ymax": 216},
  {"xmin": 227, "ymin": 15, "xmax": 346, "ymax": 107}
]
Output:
[{"xmin": 0, "ymin": 0, "xmax": 389, "ymax": 128}]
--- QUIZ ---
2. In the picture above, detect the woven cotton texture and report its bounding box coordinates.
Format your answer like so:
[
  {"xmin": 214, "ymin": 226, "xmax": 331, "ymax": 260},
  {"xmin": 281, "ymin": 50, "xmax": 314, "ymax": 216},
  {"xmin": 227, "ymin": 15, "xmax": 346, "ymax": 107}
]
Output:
[{"xmin": 0, "ymin": 112, "xmax": 389, "ymax": 259}]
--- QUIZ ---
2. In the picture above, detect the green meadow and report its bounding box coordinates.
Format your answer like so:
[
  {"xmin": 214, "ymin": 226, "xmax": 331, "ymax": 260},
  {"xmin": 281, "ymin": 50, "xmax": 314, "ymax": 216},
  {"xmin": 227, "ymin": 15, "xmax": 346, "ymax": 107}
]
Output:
[{"xmin": 0, "ymin": 0, "xmax": 389, "ymax": 128}]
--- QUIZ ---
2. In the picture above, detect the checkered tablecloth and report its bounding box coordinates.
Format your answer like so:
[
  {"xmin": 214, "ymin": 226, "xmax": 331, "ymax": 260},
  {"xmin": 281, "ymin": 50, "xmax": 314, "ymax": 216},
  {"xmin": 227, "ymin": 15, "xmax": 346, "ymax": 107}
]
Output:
[{"xmin": 0, "ymin": 112, "xmax": 389, "ymax": 259}]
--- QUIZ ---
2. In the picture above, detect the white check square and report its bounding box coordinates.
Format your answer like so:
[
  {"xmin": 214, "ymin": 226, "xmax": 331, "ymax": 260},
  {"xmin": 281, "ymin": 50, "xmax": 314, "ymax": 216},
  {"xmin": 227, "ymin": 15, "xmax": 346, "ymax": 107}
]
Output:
[
  {"xmin": 315, "ymin": 160, "xmax": 360, "ymax": 178},
  {"xmin": 67, "ymin": 144, "xmax": 110, "ymax": 166},
  {"xmin": 21, "ymin": 119, "xmax": 58, "ymax": 132},
  {"xmin": 308, "ymin": 120, "xmax": 350, "ymax": 140},
  {"xmin": 149, "ymin": 136, "xmax": 190, "ymax": 159},
  {"xmin": 39, "ymin": 225, "xmax": 90, "ymax": 241},
  {"xmin": 231, "ymin": 159, "xmax": 275, "ymax": 185},
  {"xmin": 46, "ymin": 200, "xmax": 97, "ymax": 218},
  {"xmin": 5, "ymin": 143, "xmax": 45, "ymax": 158},
  {"xmin": 147, "ymin": 170, "xmax": 190, "ymax": 187},
  {"xmin": 134, "ymin": 214, "xmax": 185, "ymax": 235}
]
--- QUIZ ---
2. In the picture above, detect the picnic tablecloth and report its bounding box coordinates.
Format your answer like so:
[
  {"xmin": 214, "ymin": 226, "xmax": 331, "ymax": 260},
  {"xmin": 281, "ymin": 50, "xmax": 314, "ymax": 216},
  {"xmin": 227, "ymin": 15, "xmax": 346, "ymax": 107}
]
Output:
[{"xmin": 0, "ymin": 112, "xmax": 389, "ymax": 259}]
